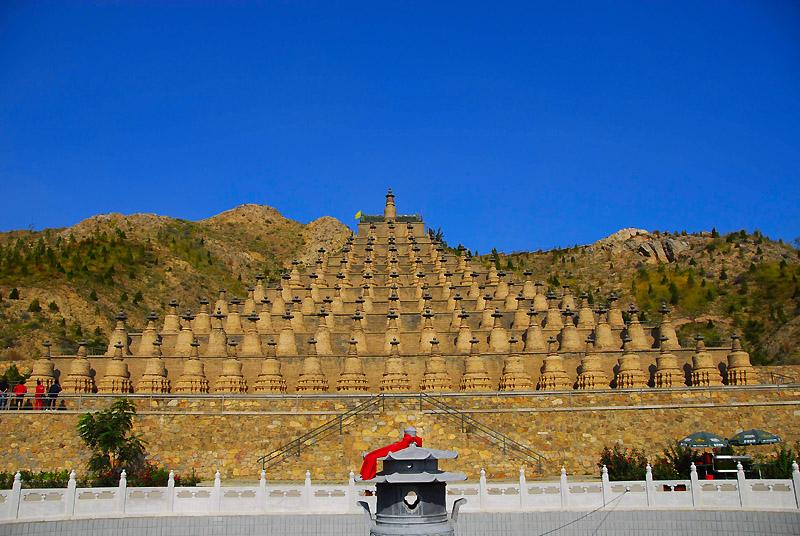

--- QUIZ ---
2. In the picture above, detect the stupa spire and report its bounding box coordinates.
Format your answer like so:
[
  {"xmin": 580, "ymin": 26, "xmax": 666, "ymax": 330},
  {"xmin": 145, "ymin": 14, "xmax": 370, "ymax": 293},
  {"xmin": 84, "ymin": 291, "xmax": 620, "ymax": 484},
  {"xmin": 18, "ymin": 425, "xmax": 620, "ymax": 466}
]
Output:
[
  {"xmin": 537, "ymin": 337, "xmax": 572, "ymax": 391},
  {"xmin": 499, "ymin": 336, "xmax": 532, "ymax": 391},
  {"xmin": 421, "ymin": 337, "xmax": 452, "ymax": 391},
  {"xmin": 214, "ymin": 341, "xmax": 247, "ymax": 393},
  {"xmin": 654, "ymin": 335, "xmax": 682, "ymax": 388},
  {"xmin": 296, "ymin": 337, "xmax": 328, "ymax": 392},
  {"xmin": 137, "ymin": 338, "xmax": 170, "ymax": 393},
  {"xmin": 253, "ymin": 339, "xmax": 286, "ymax": 393},
  {"xmin": 380, "ymin": 338, "xmax": 410, "ymax": 392},
  {"xmin": 726, "ymin": 334, "xmax": 757, "ymax": 386},
  {"xmin": 576, "ymin": 335, "xmax": 609, "ymax": 390},
  {"xmin": 174, "ymin": 339, "xmax": 209, "ymax": 393},
  {"xmin": 337, "ymin": 338, "xmax": 369, "ymax": 392},
  {"xmin": 460, "ymin": 337, "xmax": 492, "ymax": 391},
  {"xmin": 615, "ymin": 336, "xmax": 647, "ymax": 389},
  {"xmin": 384, "ymin": 187, "xmax": 397, "ymax": 220}
]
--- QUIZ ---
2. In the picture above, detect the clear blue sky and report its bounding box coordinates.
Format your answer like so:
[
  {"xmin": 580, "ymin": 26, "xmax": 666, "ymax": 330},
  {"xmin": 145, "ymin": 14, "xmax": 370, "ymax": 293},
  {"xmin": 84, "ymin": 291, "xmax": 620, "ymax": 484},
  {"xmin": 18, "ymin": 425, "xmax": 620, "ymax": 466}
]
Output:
[{"xmin": 1, "ymin": 2, "xmax": 798, "ymax": 252}]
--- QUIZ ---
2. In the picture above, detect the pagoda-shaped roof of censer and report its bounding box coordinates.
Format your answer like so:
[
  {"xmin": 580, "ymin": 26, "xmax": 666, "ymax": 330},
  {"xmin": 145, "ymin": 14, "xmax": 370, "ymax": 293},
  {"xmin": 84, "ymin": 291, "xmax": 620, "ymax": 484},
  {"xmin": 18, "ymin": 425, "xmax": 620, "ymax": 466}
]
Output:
[{"xmin": 371, "ymin": 443, "xmax": 466, "ymax": 484}]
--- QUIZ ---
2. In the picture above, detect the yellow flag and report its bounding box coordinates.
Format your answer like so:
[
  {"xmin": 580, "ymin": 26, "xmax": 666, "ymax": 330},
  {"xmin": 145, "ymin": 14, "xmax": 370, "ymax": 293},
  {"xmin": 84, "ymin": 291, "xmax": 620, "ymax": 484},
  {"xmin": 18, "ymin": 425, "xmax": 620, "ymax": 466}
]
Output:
[{"xmin": 354, "ymin": 210, "xmax": 362, "ymax": 220}]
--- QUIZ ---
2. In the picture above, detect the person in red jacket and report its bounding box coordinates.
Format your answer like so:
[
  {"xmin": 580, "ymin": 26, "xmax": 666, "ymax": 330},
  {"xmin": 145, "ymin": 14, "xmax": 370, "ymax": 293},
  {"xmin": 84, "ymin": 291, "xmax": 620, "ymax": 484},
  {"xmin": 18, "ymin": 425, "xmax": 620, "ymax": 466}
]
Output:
[
  {"xmin": 12, "ymin": 380, "xmax": 27, "ymax": 410},
  {"xmin": 33, "ymin": 379, "xmax": 45, "ymax": 410}
]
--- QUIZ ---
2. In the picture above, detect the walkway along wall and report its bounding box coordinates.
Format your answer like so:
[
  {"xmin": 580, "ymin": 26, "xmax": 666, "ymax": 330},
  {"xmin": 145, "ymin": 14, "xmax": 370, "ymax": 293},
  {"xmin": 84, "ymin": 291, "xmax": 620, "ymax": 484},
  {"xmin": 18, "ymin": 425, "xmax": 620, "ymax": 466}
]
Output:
[{"xmin": 0, "ymin": 385, "xmax": 798, "ymax": 481}]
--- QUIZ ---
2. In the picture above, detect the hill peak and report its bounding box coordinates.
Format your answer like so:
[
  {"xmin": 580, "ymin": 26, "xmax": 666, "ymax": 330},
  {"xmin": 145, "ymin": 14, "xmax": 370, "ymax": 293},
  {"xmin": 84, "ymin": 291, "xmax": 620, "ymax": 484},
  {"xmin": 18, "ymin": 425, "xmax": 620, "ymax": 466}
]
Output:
[{"xmin": 202, "ymin": 204, "xmax": 286, "ymax": 225}]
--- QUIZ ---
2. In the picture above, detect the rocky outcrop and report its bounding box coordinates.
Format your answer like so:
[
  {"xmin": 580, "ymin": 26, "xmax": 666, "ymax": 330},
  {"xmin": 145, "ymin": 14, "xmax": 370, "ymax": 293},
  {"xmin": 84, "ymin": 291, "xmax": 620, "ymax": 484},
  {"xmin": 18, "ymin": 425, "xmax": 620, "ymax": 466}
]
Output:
[{"xmin": 594, "ymin": 228, "xmax": 690, "ymax": 263}]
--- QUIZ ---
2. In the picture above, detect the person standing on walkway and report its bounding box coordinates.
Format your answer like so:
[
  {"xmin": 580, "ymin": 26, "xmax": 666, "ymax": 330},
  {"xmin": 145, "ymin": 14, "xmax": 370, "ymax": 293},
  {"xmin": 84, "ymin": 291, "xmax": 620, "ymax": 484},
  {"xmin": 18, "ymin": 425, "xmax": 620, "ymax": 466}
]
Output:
[
  {"xmin": 12, "ymin": 380, "xmax": 27, "ymax": 410},
  {"xmin": 0, "ymin": 380, "xmax": 8, "ymax": 410},
  {"xmin": 34, "ymin": 379, "xmax": 45, "ymax": 410},
  {"xmin": 47, "ymin": 380, "xmax": 61, "ymax": 410}
]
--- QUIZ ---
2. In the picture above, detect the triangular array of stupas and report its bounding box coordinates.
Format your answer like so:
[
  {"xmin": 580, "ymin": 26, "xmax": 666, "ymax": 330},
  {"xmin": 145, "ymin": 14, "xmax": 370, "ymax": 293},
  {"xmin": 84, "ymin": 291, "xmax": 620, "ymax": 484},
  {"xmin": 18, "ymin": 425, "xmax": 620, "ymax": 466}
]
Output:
[{"xmin": 32, "ymin": 190, "xmax": 757, "ymax": 395}]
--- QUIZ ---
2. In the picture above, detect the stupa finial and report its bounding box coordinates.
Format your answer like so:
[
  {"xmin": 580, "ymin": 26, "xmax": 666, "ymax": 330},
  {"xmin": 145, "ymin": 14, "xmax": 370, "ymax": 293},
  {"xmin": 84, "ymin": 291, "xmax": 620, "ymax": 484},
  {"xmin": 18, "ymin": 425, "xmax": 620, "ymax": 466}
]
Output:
[{"xmin": 384, "ymin": 187, "xmax": 397, "ymax": 220}]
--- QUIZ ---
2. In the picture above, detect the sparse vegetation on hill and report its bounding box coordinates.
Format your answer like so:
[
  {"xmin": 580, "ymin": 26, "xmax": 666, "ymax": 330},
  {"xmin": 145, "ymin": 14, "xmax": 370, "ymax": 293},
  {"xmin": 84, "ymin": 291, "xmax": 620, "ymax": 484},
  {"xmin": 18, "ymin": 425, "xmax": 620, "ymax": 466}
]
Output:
[
  {"xmin": 482, "ymin": 229, "xmax": 800, "ymax": 365},
  {"xmin": 0, "ymin": 205, "xmax": 350, "ymax": 358}
]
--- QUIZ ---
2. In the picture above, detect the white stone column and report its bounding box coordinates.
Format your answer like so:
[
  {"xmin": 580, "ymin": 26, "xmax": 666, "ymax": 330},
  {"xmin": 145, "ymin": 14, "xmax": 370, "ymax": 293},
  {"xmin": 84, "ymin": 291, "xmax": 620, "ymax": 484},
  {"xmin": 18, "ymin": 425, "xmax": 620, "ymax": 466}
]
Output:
[
  {"xmin": 518, "ymin": 467, "xmax": 527, "ymax": 510},
  {"xmin": 117, "ymin": 470, "xmax": 127, "ymax": 514},
  {"xmin": 559, "ymin": 467, "xmax": 568, "ymax": 509},
  {"xmin": 735, "ymin": 462, "xmax": 748, "ymax": 508},
  {"xmin": 167, "ymin": 470, "xmax": 175, "ymax": 512},
  {"xmin": 304, "ymin": 470, "xmax": 313, "ymax": 510},
  {"xmin": 213, "ymin": 471, "xmax": 222, "ymax": 512},
  {"xmin": 258, "ymin": 470, "xmax": 267, "ymax": 513},
  {"xmin": 645, "ymin": 464, "xmax": 654, "ymax": 507},
  {"xmin": 10, "ymin": 472, "xmax": 22, "ymax": 519},
  {"xmin": 348, "ymin": 471, "xmax": 357, "ymax": 513},
  {"xmin": 65, "ymin": 470, "xmax": 77, "ymax": 517},
  {"xmin": 690, "ymin": 463, "xmax": 700, "ymax": 508},
  {"xmin": 791, "ymin": 461, "xmax": 800, "ymax": 509},
  {"xmin": 601, "ymin": 465, "xmax": 611, "ymax": 506},
  {"xmin": 478, "ymin": 469, "xmax": 487, "ymax": 511}
]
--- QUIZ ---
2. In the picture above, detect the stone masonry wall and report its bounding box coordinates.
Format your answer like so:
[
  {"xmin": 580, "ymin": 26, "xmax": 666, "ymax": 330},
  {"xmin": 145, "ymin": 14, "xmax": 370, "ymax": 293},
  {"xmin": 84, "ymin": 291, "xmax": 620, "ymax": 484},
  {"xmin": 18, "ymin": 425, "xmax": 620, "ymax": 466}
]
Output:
[{"xmin": 1, "ymin": 386, "xmax": 798, "ymax": 482}]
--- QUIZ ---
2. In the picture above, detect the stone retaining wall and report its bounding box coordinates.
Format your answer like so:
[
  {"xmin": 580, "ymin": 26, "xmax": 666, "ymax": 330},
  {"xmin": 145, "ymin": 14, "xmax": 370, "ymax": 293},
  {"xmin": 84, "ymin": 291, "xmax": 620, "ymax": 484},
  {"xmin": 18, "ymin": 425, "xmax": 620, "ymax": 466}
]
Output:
[{"xmin": 1, "ymin": 386, "xmax": 798, "ymax": 481}]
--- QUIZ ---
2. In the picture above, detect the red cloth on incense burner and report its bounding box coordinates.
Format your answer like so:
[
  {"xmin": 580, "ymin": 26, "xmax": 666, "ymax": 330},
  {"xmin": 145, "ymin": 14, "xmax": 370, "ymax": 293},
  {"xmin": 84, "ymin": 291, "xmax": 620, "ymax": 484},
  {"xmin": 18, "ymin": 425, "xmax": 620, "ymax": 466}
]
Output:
[{"xmin": 360, "ymin": 433, "xmax": 423, "ymax": 480}]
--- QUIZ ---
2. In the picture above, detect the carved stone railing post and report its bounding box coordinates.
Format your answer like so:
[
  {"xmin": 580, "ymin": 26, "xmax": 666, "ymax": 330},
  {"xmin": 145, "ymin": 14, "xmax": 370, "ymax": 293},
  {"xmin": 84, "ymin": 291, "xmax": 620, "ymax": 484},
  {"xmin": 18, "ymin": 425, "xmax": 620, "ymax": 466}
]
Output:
[
  {"xmin": 735, "ymin": 462, "xmax": 748, "ymax": 508},
  {"xmin": 560, "ymin": 467, "xmax": 568, "ymax": 509},
  {"xmin": 478, "ymin": 469, "xmax": 487, "ymax": 511},
  {"xmin": 258, "ymin": 470, "xmax": 267, "ymax": 512},
  {"xmin": 518, "ymin": 467, "xmax": 527, "ymax": 510},
  {"xmin": 347, "ymin": 471, "xmax": 357, "ymax": 513},
  {"xmin": 118, "ymin": 470, "xmax": 127, "ymax": 514},
  {"xmin": 10, "ymin": 472, "xmax": 22, "ymax": 519},
  {"xmin": 792, "ymin": 461, "xmax": 800, "ymax": 509},
  {"xmin": 213, "ymin": 471, "xmax": 222, "ymax": 512},
  {"xmin": 304, "ymin": 470, "xmax": 313, "ymax": 510},
  {"xmin": 65, "ymin": 470, "xmax": 77, "ymax": 517},
  {"xmin": 690, "ymin": 463, "xmax": 700, "ymax": 508},
  {"xmin": 601, "ymin": 465, "xmax": 611, "ymax": 506},
  {"xmin": 645, "ymin": 464, "xmax": 653, "ymax": 507},
  {"xmin": 167, "ymin": 470, "xmax": 175, "ymax": 512}
]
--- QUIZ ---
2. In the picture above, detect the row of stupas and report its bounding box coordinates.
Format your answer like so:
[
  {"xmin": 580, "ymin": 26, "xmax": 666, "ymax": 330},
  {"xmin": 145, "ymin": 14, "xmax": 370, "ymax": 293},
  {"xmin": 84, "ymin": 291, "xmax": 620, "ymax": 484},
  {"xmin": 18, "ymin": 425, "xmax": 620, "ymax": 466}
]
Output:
[
  {"xmin": 35, "ymin": 190, "xmax": 758, "ymax": 394},
  {"xmin": 29, "ymin": 332, "xmax": 758, "ymax": 395}
]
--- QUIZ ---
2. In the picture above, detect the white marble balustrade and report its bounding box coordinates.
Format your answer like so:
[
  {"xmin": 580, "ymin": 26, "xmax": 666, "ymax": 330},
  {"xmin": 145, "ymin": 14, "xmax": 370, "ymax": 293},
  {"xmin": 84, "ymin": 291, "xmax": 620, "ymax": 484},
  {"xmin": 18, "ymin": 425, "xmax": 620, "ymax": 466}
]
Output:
[{"xmin": 1, "ymin": 462, "xmax": 798, "ymax": 522}]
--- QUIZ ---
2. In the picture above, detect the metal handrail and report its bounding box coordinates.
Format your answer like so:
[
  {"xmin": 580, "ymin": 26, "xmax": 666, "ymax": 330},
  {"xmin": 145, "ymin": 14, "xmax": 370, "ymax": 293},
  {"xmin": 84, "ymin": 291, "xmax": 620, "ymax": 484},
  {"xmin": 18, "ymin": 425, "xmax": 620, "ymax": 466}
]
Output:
[
  {"xmin": 759, "ymin": 371, "xmax": 797, "ymax": 385},
  {"xmin": 254, "ymin": 392, "xmax": 547, "ymax": 472},
  {"xmin": 419, "ymin": 393, "xmax": 547, "ymax": 470},
  {"xmin": 256, "ymin": 394, "xmax": 384, "ymax": 470}
]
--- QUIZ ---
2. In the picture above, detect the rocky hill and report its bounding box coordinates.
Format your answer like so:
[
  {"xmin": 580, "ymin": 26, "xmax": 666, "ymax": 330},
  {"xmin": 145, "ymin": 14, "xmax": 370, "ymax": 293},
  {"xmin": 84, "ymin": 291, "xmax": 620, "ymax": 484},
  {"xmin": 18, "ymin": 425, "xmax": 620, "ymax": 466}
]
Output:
[
  {"xmin": 0, "ymin": 206, "xmax": 798, "ymax": 366},
  {"xmin": 0, "ymin": 205, "xmax": 350, "ymax": 357},
  {"xmin": 474, "ymin": 227, "xmax": 800, "ymax": 365}
]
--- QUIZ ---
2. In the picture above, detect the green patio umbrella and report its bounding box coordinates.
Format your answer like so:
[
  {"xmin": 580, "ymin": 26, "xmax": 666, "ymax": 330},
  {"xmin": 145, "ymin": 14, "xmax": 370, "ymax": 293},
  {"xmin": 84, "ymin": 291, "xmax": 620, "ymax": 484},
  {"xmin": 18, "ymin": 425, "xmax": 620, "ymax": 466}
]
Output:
[
  {"xmin": 729, "ymin": 429, "xmax": 782, "ymax": 446},
  {"xmin": 678, "ymin": 431, "xmax": 729, "ymax": 449}
]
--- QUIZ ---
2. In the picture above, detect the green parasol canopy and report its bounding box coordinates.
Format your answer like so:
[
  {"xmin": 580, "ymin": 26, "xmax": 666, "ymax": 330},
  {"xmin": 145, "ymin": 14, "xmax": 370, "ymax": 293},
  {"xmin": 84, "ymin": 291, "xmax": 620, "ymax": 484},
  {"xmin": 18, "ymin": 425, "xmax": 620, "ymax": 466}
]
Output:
[
  {"xmin": 729, "ymin": 429, "xmax": 782, "ymax": 446},
  {"xmin": 678, "ymin": 431, "xmax": 729, "ymax": 449}
]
